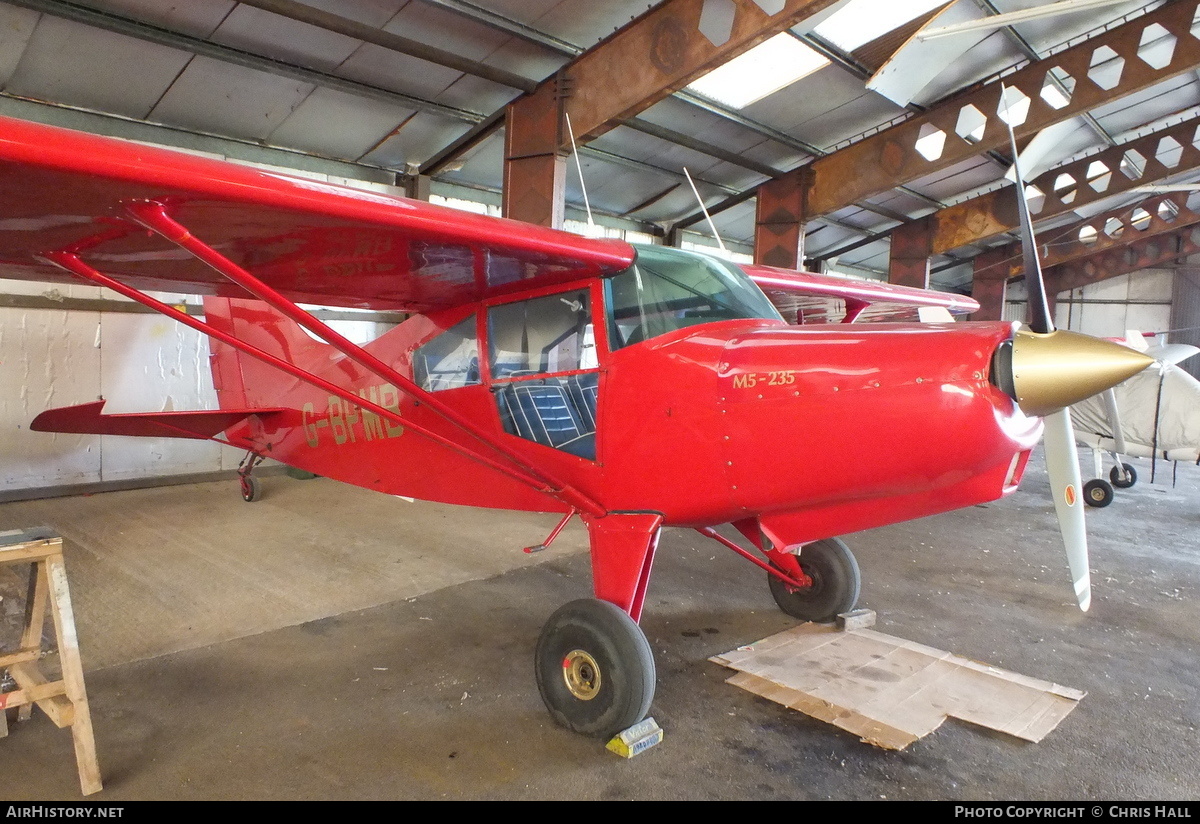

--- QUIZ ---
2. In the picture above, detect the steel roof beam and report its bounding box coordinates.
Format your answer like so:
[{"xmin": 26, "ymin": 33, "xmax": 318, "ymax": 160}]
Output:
[
  {"xmin": 969, "ymin": 0, "xmax": 1116, "ymax": 149},
  {"xmin": 931, "ymin": 112, "xmax": 1200, "ymax": 255},
  {"xmin": 795, "ymin": 0, "xmax": 1197, "ymax": 217},
  {"xmin": 413, "ymin": 0, "xmax": 839, "ymax": 164},
  {"xmin": 517, "ymin": 0, "xmax": 844, "ymax": 146},
  {"xmin": 1044, "ymin": 222, "xmax": 1200, "ymax": 298},
  {"xmin": 977, "ymin": 191, "xmax": 1200, "ymax": 282},
  {"xmin": 201, "ymin": 0, "xmax": 810, "ymax": 182},
  {"xmin": 504, "ymin": 0, "xmax": 843, "ymax": 226}
]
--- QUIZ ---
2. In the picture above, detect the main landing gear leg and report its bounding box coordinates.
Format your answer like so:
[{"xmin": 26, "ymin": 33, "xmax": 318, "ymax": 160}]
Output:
[
  {"xmin": 535, "ymin": 513, "xmax": 661, "ymax": 738},
  {"xmin": 237, "ymin": 451, "xmax": 265, "ymax": 502}
]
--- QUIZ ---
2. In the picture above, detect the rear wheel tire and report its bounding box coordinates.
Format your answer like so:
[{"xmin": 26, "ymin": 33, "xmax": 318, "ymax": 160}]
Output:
[
  {"xmin": 768, "ymin": 537, "xmax": 860, "ymax": 623},
  {"xmin": 240, "ymin": 476, "xmax": 261, "ymax": 503},
  {"xmin": 535, "ymin": 599, "xmax": 655, "ymax": 739},
  {"xmin": 1110, "ymin": 463, "xmax": 1137, "ymax": 489},
  {"xmin": 1084, "ymin": 478, "xmax": 1113, "ymax": 507}
]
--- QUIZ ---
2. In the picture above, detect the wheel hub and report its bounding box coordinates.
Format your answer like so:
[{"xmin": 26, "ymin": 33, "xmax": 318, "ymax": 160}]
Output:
[{"xmin": 562, "ymin": 650, "xmax": 601, "ymax": 700}]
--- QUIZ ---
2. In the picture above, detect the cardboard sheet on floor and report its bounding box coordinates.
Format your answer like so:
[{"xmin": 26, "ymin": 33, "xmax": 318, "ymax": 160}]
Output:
[{"xmin": 709, "ymin": 623, "xmax": 1085, "ymax": 750}]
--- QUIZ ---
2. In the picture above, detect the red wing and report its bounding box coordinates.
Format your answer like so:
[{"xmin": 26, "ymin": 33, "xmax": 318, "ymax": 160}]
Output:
[
  {"xmin": 31, "ymin": 401, "xmax": 286, "ymax": 440},
  {"xmin": 0, "ymin": 116, "xmax": 634, "ymax": 312},
  {"xmin": 742, "ymin": 263, "xmax": 979, "ymax": 323}
]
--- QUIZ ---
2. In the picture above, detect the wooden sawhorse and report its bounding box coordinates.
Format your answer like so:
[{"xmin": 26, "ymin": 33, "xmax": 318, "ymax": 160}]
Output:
[{"xmin": 0, "ymin": 527, "xmax": 102, "ymax": 795}]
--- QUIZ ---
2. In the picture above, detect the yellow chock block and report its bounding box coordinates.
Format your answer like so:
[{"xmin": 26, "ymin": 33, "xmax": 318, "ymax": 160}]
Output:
[{"xmin": 606, "ymin": 717, "xmax": 663, "ymax": 758}]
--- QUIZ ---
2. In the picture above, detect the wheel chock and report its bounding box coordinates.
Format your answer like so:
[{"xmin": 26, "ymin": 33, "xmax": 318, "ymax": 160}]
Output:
[
  {"xmin": 605, "ymin": 717, "xmax": 663, "ymax": 758},
  {"xmin": 837, "ymin": 608, "xmax": 876, "ymax": 631}
]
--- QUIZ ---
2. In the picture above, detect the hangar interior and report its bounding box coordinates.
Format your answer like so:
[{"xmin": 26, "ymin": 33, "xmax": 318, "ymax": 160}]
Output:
[{"xmin": 0, "ymin": 0, "xmax": 1198, "ymax": 801}]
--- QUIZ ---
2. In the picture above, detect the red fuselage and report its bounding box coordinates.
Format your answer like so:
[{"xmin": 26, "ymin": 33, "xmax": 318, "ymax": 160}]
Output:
[{"xmin": 208, "ymin": 279, "xmax": 1041, "ymax": 551}]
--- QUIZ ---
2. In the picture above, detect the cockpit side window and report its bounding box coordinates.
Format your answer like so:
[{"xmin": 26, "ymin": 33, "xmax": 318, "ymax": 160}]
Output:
[
  {"xmin": 488, "ymin": 289, "xmax": 594, "ymax": 378},
  {"xmin": 606, "ymin": 246, "xmax": 781, "ymax": 348},
  {"xmin": 486, "ymin": 289, "xmax": 599, "ymax": 460},
  {"xmin": 413, "ymin": 316, "xmax": 480, "ymax": 392}
]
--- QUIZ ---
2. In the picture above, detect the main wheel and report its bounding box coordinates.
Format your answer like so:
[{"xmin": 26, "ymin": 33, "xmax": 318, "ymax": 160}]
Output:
[
  {"xmin": 1084, "ymin": 478, "xmax": 1113, "ymax": 507},
  {"xmin": 1110, "ymin": 463, "xmax": 1137, "ymax": 489},
  {"xmin": 240, "ymin": 476, "xmax": 261, "ymax": 503},
  {"xmin": 535, "ymin": 598, "xmax": 655, "ymax": 739},
  {"xmin": 768, "ymin": 537, "xmax": 860, "ymax": 623}
]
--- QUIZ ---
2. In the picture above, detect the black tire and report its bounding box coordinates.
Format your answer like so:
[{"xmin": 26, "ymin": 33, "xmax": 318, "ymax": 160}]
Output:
[
  {"xmin": 240, "ymin": 476, "xmax": 261, "ymax": 503},
  {"xmin": 535, "ymin": 598, "xmax": 655, "ymax": 739},
  {"xmin": 768, "ymin": 537, "xmax": 860, "ymax": 623},
  {"xmin": 1110, "ymin": 463, "xmax": 1137, "ymax": 489},
  {"xmin": 1084, "ymin": 478, "xmax": 1113, "ymax": 508}
]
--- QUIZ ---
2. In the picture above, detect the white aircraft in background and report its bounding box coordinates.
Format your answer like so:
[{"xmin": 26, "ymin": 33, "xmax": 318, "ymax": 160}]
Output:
[{"xmin": 1071, "ymin": 332, "xmax": 1200, "ymax": 507}]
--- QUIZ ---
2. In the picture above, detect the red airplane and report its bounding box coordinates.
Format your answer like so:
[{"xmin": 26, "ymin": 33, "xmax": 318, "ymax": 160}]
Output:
[{"xmin": 0, "ymin": 115, "xmax": 1152, "ymax": 740}]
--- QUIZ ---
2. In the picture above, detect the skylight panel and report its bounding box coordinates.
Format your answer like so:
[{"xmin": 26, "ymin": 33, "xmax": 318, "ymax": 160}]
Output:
[
  {"xmin": 813, "ymin": 0, "xmax": 949, "ymax": 52},
  {"xmin": 687, "ymin": 32, "xmax": 829, "ymax": 110}
]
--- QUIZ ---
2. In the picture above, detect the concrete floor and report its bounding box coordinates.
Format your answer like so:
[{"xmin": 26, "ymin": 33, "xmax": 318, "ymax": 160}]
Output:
[{"xmin": 0, "ymin": 451, "xmax": 1196, "ymax": 801}]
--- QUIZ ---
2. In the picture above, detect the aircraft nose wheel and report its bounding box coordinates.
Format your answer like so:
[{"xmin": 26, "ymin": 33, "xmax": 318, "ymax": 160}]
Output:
[
  {"xmin": 1110, "ymin": 463, "xmax": 1137, "ymax": 489},
  {"xmin": 535, "ymin": 598, "xmax": 655, "ymax": 739},
  {"xmin": 768, "ymin": 537, "xmax": 861, "ymax": 623},
  {"xmin": 1084, "ymin": 478, "xmax": 1114, "ymax": 507}
]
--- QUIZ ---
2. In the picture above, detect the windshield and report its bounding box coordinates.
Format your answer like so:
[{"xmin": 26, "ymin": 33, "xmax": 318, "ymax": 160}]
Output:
[{"xmin": 606, "ymin": 245, "xmax": 782, "ymax": 348}]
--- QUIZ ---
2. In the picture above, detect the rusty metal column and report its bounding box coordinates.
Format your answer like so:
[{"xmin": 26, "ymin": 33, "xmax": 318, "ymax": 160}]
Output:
[
  {"xmin": 754, "ymin": 168, "xmax": 811, "ymax": 269},
  {"xmin": 971, "ymin": 249, "xmax": 1010, "ymax": 321},
  {"xmin": 889, "ymin": 214, "xmax": 932, "ymax": 289},
  {"xmin": 503, "ymin": 79, "xmax": 567, "ymax": 228}
]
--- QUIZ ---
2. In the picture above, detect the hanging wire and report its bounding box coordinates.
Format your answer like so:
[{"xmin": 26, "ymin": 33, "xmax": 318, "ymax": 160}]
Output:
[
  {"xmin": 683, "ymin": 167, "xmax": 727, "ymax": 253},
  {"xmin": 564, "ymin": 112, "xmax": 595, "ymax": 230}
]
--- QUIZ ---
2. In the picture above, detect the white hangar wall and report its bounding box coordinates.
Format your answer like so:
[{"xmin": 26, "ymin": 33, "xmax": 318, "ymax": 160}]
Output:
[
  {"xmin": 0, "ymin": 282, "xmax": 239, "ymax": 497},
  {"xmin": 1, "ymin": 281, "xmax": 397, "ymax": 498},
  {"xmin": 1004, "ymin": 269, "xmax": 1175, "ymax": 340}
]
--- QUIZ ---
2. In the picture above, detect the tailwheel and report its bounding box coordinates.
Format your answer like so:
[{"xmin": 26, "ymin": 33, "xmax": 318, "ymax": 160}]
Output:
[
  {"xmin": 768, "ymin": 537, "xmax": 860, "ymax": 623},
  {"xmin": 237, "ymin": 451, "xmax": 265, "ymax": 502},
  {"xmin": 1110, "ymin": 463, "xmax": 1137, "ymax": 489},
  {"xmin": 1084, "ymin": 478, "xmax": 1114, "ymax": 508},
  {"xmin": 239, "ymin": 475, "xmax": 262, "ymax": 503},
  {"xmin": 535, "ymin": 598, "xmax": 655, "ymax": 739}
]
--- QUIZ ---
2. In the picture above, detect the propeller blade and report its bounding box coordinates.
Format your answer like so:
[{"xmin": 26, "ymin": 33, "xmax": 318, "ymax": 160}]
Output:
[
  {"xmin": 1001, "ymin": 97, "xmax": 1053, "ymax": 334},
  {"xmin": 1042, "ymin": 409, "xmax": 1091, "ymax": 612},
  {"xmin": 1001, "ymin": 95, "xmax": 1107, "ymax": 610},
  {"xmin": 1145, "ymin": 342, "xmax": 1200, "ymax": 366}
]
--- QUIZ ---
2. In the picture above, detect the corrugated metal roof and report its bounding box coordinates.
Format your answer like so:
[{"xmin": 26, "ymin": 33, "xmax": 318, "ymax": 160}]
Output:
[{"xmin": 0, "ymin": 0, "xmax": 1192, "ymax": 292}]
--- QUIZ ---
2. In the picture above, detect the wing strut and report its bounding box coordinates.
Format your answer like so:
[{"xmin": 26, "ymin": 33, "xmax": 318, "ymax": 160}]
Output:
[{"xmin": 41, "ymin": 217, "xmax": 604, "ymax": 518}]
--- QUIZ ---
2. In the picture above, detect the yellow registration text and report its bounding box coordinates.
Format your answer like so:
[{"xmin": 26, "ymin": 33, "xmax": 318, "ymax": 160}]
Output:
[
  {"xmin": 301, "ymin": 383, "xmax": 405, "ymax": 447},
  {"xmin": 732, "ymin": 371, "xmax": 796, "ymax": 390}
]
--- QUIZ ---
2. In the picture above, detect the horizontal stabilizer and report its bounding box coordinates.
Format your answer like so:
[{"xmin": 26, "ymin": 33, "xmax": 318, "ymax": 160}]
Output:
[{"xmin": 31, "ymin": 401, "xmax": 285, "ymax": 439}]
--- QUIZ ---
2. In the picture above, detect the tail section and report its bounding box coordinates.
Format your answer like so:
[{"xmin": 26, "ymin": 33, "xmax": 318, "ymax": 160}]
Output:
[{"xmin": 202, "ymin": 296, "xmax": 336, "ymax": 410}]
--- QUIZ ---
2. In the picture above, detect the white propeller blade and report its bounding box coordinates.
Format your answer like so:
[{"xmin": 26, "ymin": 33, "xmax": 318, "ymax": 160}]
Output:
[
  {"xmin": 1146, "ymin": 343, "xmax": 1200, "ymax": 366},
  {"xmin": 1042, "ymin": 409, "xmax": 1091, "ymax": 611}
]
